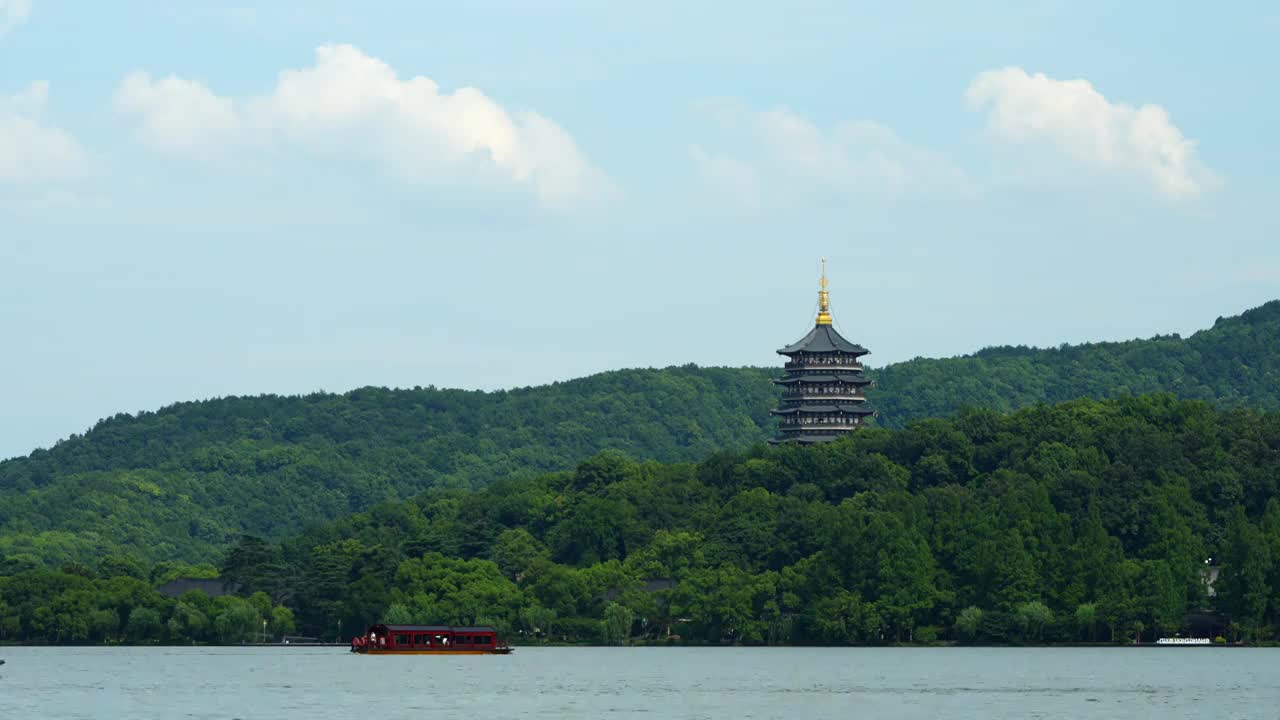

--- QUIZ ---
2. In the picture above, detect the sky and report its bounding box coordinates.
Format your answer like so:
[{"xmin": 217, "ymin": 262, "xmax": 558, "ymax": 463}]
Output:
[{"xmin": 2, "ymin": 1, "xmax": 1278, "ymax": 459}]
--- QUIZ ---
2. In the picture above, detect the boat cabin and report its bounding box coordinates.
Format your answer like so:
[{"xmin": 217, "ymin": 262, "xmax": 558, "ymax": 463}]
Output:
[{"xmin": 353, "ymin": 624, "xmax": 511, "ymax": 654}]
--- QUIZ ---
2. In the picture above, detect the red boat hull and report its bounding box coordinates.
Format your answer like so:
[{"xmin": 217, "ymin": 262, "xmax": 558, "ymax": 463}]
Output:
[{"xmin": 352, "ymin": 647, "xmax": 512, "ymax": 655}]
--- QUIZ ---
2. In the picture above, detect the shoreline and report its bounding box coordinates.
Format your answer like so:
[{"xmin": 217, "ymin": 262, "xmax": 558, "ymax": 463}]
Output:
[{"xmin": 1, "ymin": 641, "xmax": 1265, "ymax": 649}]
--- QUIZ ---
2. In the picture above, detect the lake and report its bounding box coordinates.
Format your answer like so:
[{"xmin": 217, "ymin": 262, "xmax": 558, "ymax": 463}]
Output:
[{"xmin": 3, "ymin": 646, "xmax": 1277, "ymax": 719}]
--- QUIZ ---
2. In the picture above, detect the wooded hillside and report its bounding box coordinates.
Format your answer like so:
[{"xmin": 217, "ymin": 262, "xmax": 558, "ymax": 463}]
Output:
[{"xmin": 1, "ymin": 300, "xmax": 1277, "ymax": 566}]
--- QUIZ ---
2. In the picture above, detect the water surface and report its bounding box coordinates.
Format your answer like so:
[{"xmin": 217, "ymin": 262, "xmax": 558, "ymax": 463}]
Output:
[{"xmin": 3, "ymin": 646, "xmax": 1277, "ymax": 719}]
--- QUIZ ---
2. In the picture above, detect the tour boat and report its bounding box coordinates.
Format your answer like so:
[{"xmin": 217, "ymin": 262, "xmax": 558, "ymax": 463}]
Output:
[{"xmin": 350, "ymin": 624, "xmax": 512, "ymax": 655}]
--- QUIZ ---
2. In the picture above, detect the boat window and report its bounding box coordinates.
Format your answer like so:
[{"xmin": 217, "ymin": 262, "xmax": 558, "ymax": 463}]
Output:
[
  {"xmin": 476, "ymin": 635, "xmax": 492, "ymax": 645},
  {"xmin": 456, "ymin": 635, "xmax": 471, "ymax": 645},
  {"xmin": 394, "ymin": 633, "xmax": 412, "ymax": 646},
  {"xmin": 414, "ymin": 634, "xmax": 430, "ymax": 646}
]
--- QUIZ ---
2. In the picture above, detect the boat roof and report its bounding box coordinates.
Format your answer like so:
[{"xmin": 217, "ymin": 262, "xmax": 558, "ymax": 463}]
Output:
[{"xmin": 372, "ymin": 624, "xmax": 496, "ymax": 633}]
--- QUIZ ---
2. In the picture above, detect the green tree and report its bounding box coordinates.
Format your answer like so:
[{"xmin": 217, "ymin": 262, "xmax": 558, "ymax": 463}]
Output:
[
  {"xmin": 811, "ymin": 590, "xmax": 876, "ymax": 645},
  {"xmin": 517, "ymin": 604, "xmax": 558, "ymax": 640},
  {"xmin": 247, "ymin": 591, "xmax": 273, "ymax": 622},
  {"xmin": 214, "ymin": 598, "xmax": 261, "ymax": 643},
  {"xmin": 1217, "ymin": 506, "xmax": 1272, "ymax": 640},
  {"xmin": 1014, "ymin": 601, "xmax": 1053, "ymax": 643},
  {"xmin": 954, "ymin": 606, "xmax": 984, "ymax": 642},
  {"xmin": 89, "ymin": 608, "xmax": 120, "ymax": 642},
  {"xmin": 99, "ymin": 555, "xmax": 146, "ymax": 581},
  {"xmin": 125, "ymin": 607, "xmax": 163, "ymax": 643},
  {"xmin": 1074, "ymin": 603, "xmax": 1098, "ymax": 642},
  {"xmin": 490, "ymin": 528, "xmax": 547, "ymax": 580},
  {"xmin": 1138, "ymin": 560, "xmax": 1184, "ymax": 637},
  {"xmin": 392, "ymin": 553, "xmax": 522, "ymax": 627},
  {"xmin": 270, "ymin": 605, "xmax": 297, "ymax": 638},
  {"xmin": 168, "ymin": 601, "xmax": 207, "ymax": 642},
  {"xmin": 602, "ymin": 602, "xmax": 633, "ymax": 645},
  {"xmin": 381, "ymin": 603, "xmax": 415, "ymax": 625}
]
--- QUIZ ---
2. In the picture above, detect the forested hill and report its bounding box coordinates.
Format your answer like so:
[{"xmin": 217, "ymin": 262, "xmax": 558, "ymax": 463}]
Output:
[
  {"xmin": 241, "ymin": 395, "xmax": 1279, "ymax": 646},
  {"xmin": 0, "ymin": 367, "xmax": 778, "ymax": 566},
  {"xmin": 873, "ymin": 299, "xmax": 1280, "ymax": 424},
  {"xmin": 6, "ymin": 396, "xmax": 1279, "ymax": 646},
  {"xmin": 1, "ymin": 299, "xmax": 1278, "ymax": 567}
]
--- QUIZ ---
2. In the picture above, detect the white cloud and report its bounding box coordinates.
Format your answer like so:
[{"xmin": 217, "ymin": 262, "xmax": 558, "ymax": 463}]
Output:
[
  {"xmin": 965, "ymin": 67, "xmax": 1216, "ymax": 201},
  {"xmin": 0, "ymin": 0, "xmax": 31, "ymax": 36},
  {"xmin": 114, "ymin": 44, "xmax": 602, "ymax": 206},
  {"xmin": 4, "ymin": 78, "xmax": 46, "ymax": 112},
  {"xmin": 689, "ymin": 144, "xmax": 761, "ymax": 208},
  {"xmin": 757, "ymin": 109, "xmax": 971, "ymax": 193},
  {"xmin": 692, "ymin": 99, "xmax": 972, "ymax": 203},
  {"xmin": 115, "ymin": 72, "xmax": 242, "ymax": 155},
  {"xmin": 0, "ymin": 82, "xmax": 89, "ymax": 184}
]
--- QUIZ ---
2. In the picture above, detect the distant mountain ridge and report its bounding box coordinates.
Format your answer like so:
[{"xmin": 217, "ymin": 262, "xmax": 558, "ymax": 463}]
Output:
[
  {"xmin": 873, "ymin": 299, "xmax": 1280, "ymax": 424},
  {"xmin": 1, "ymin": 299, "xmax": 1277, "ymax": 566}
]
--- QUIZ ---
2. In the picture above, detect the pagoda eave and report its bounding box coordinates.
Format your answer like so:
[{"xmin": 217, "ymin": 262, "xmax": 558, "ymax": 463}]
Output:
[
  {"xmin": 772, "ymin": 374, "xmax": 873, "ymax": 386},
  {"xmin": 771, "ymin": 404, "xmax": 876, "ymax": 416},
  {"xmin": 776, "ymin": 324, "xmax": 869, "ymax": 356},
  {"xmin": 770, "ymin": 432, "xmax": 861, "ymax": 445}
]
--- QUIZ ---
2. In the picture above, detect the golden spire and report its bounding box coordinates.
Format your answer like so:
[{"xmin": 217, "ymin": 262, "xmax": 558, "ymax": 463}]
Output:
[{"xmin": 816, "ymin": 257, "xmax": 832, "ymax": 326}]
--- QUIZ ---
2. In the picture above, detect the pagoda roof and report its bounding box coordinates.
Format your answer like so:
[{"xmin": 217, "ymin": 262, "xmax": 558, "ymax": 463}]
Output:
[
  {"xmin": 773, "ymin": 373, "xmax": 872, "ymax": 386},
  {"xmin": 771, "ymin": 433, "xmax": 852, "ymax": 445},
  {"xmin": 777, "ymin": 324, "xmax": 868, "ymax": 356},
  {"xmin": 771, "ymin": 403, "xmax": 876, "ymax": 416}
]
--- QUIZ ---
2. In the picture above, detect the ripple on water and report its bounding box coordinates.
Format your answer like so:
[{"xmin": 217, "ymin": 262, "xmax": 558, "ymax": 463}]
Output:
[{"xmin": 3, "ymin": 646, "xmax": 1280, "ymax": 720}]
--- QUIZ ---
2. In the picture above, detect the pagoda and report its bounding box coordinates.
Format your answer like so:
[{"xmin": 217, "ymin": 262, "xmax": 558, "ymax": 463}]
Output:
[{"xmin": 770, "ymin": 260, "xmax": 875, "ymax": 443}]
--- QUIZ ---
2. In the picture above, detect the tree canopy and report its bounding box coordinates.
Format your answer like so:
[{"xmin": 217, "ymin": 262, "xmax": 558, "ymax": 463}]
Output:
[
  {"xmin": 8, "ymin": 395, "xmax": 1274, "ymax": 646},
  {"xmin": 1, "ymin": 300, "xmax": 1278, "ymax": 569}
]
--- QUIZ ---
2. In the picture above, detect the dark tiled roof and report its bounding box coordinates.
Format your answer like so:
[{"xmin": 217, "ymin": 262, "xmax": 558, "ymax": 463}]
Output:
[
  {"xmin": 774, "ymin": 432, "xmax": 856, "ymax": 444},
  {"xmin": 777, "ymin": 324, "xmax": 869, "ymax": 355},
  {"xmin": 788, "ymin": 430, "xmax": 849, "ymax": 443},
  {"xmin": 773, "ymin": 373, "xmax": 871, "ymax": 385},
  {"xmin": 771, "ymin": 403, "xmax": 876, "ymax": 416},
  {"xmin": 157, "ymin": 578, "xmax": 241, "ymax": 598}
]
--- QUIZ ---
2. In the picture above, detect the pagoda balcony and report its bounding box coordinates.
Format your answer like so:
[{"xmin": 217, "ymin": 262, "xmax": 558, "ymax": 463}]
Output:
[
  {"xmin": 778, "ymin": 417, "xmax": 869, "ymax": 427},
  {"xmin": 781, "ymin": 393, "xmax": 866, "ymax": 402},
  {"xmin": 784, "ymin": 360, "xmax": 864, "ymax": 372},
  {"xmin": 778, "ymin": 423, "xmax": 865, "ymax": 433}
]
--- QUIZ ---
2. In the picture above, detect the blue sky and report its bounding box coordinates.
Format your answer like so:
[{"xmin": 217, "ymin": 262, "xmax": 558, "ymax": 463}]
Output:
[{"xmin": 2, "ymin": 1, "xmax": 1278, "ymax": 459}]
